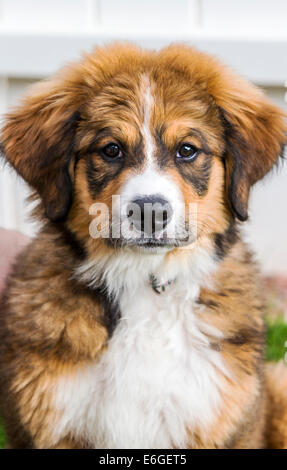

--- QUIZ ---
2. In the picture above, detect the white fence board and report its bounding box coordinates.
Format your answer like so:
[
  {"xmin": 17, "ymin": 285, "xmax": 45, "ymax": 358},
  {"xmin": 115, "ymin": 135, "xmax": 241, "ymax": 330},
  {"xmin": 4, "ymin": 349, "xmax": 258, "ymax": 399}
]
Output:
[
  {"xmin": 202, "ymin": 0, "xmax": 287, "ymax": 34},
  {"xmin": 100, "ymin": 0, "xmax": 194, "ymax": 32},
  {"xmin": 0, "ymin": 0, "xmax": 94, "ymax": 32},
  {"xmin": 0, "ymin": 33, "xmax": 286, "ymax": 86}
]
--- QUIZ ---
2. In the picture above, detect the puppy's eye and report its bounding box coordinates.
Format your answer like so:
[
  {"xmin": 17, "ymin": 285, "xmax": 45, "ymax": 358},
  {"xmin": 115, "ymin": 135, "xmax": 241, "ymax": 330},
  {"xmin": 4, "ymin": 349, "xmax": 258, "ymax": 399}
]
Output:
[
  {"xmin": 176, "ymin": 144, "xmax": 199, "ymax": 161},
  {"xmin": 101, "ymin": 143, "xmax": 123, "ymax": 160}
]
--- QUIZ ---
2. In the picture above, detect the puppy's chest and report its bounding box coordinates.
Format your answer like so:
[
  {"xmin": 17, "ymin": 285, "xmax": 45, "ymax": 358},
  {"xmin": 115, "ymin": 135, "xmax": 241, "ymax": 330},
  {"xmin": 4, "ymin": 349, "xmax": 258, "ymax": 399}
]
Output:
[{"xmin": 54, "ymin": 285, "xmax": 226, "ymax": 448}]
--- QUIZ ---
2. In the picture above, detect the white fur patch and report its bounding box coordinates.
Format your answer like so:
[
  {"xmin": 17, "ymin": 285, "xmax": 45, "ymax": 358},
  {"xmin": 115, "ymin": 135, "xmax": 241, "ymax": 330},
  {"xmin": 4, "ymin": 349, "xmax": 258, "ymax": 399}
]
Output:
[
  {"xmin": 141, "ymin": 75, "xmax": 155, "ymax": 168},
  {"xmin": 119, "ymin": 168, "xmax": 185, "ymax": 241},
  {"xmin": 52, "ymin": 247, "xmax": 229, "ymax": 449}
]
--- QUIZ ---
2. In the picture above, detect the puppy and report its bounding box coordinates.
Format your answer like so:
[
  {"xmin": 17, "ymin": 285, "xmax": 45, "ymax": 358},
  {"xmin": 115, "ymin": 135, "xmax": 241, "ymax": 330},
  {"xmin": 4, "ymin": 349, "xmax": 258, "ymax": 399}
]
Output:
[{"xmin": 0, "ymin": 43, "xmax": 287, "ymax": 449}]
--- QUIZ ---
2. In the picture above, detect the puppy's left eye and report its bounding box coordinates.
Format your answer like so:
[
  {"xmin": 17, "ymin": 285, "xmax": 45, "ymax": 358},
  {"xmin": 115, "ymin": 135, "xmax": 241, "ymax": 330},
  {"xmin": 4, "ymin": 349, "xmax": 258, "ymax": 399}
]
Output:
[
  {"xmin": 101, "ymin": 143, "xmax": 123, "ymax": 160},
  {"xmin": 176, "ymin": 144, "xmax": 199, "ymax": 161}
]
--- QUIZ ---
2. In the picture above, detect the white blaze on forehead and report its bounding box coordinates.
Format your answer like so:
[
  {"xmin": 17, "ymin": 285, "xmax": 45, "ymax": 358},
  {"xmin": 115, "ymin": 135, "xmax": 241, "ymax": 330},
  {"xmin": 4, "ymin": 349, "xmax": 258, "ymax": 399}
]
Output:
[{"xmin": 141, "ymin": 75, "xmax": 155, "ymax": 168}]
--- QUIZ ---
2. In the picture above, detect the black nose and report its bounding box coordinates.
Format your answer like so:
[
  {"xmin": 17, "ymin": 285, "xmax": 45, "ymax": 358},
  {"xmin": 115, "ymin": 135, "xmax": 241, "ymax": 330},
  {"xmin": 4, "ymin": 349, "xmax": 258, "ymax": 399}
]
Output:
[{"xmin": 126, "ymin": 195, "xmax": 173, "ymax": 236}]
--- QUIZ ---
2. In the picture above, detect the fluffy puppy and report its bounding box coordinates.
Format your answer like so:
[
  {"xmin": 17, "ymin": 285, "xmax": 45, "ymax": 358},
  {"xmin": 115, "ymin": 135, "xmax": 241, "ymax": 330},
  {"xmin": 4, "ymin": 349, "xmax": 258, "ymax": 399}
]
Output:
[{"xmin": 0, "ymin": 43, "xmax": 286, "ymax": 449}]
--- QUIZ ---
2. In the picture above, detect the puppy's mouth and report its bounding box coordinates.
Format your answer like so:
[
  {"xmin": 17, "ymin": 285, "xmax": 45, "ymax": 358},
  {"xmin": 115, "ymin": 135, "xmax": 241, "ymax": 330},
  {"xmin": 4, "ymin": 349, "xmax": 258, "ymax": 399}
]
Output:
[
  {"xmin": 126, "ymin": 237, "xmax": 177, "ymax": 249},
  {"xmin": 105, "ymin": 232, "xmax": 195, "ymax": 251}
]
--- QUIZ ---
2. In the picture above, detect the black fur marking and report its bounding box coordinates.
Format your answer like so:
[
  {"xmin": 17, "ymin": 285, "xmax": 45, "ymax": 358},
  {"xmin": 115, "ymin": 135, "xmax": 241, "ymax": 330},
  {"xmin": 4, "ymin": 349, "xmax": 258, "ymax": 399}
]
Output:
[
  {"xmin": 74, "ymin": 272, "xmax": 121, "ymax": 337},
  {"xmin": 225, "ymin": 326, "xmax": 265, "ymax": 348},
  {"xmin": 197, "ymin": 298, "xmax": 219, "ymax": 309},
  {"xmin": 154, "ymin": 134, "xmax": 173, "ymax": 169},
  {"xmin": 45, "ymin": 169, "xmax": 74, "ymax": 223},
  {"xmin": 154, "ymin": 128, "xmax": 213, "ymax": 196},
  {"xmin": 187, "ymin": 128, "xmax": 212, "ymax": 155},
  {"xmin": 85, "ymin": 283, "xmax": 121, "ymax": 337},
  {"xmin": 86, "ymin": 155, "xmax": 123, "ymax": 198},
  {"xmin": 83, "ymin": 129, "xmax": 145, "ymax": 168},
  {"xmin": 84, "ymin": 127, "xmax": 119, "ymax": 155},
  {"xmin": 176, "ymin": 154, "xmax": 212, "ymax": 196},
  {"xmin": 56, "ymin": 224, "xmax": 87, "ymax": 260},
  {"xmin": 127, "ymin": 137, "xmax": 145, "ymax": 169},
  {"xmin": 43, "ymin": 110, "xmax": 82, "ymax": 223},
  {"xmin": 101, "ymin": 294, "xmax": 121, "ymax": 337},
  {"xmin": 219, "ymin": 108, "xmax": 252, "ymax": 222},
  {"xmin": 226, "ymin": 143, "xmax": 249, "ymax": 222},
  {"xmin": 41, "ymin": 220, "xmax": 87, "ymax": 260},
  {"xmin": 226, "ymin": 288, "xmax": 243, "ymax": 294},
  {"xmin": 213, "ymin": 221, "xmax": 238, "ymax": 261},
  {"xmin": 86, "ymin": 139, "xmax": 145, "ymax": 198},
  {"xmin": 176, "ymin": 129, "xmax": 212, "ymax": 196}
]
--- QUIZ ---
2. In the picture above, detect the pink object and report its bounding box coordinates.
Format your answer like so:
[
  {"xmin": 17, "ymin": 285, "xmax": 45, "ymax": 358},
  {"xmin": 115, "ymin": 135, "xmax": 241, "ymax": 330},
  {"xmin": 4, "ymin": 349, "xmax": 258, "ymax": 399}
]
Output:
[
  {"xmin": 0, "ymin": 228, "xmax": 31, "ymax": 295},
  {"xmin": 264, "ymin": 275, "xmax": 287, "ymax": 320}
]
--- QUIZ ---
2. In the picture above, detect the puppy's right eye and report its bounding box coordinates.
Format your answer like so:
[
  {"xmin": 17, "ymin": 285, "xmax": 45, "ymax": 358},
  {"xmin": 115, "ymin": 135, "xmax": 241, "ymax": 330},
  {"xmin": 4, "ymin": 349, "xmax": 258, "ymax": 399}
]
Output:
[
  {"xmin": 176, "ymin": 143, "xmax": 199, "ymax": 161},
  {"xmin": 101, "ymin": 143, "xmax": 123, "ymax": 161}
]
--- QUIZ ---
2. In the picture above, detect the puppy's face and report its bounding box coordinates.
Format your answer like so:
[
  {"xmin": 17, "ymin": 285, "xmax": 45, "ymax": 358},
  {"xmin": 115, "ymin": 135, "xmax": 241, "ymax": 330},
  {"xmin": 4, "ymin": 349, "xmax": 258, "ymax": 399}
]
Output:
[
  {"xmin": 74, "ymin": 68, "xmax": 226, "ymax": 251},
  {"xmin": 1, "ymin": 44, "xmax": 286, "ymax": 258}
]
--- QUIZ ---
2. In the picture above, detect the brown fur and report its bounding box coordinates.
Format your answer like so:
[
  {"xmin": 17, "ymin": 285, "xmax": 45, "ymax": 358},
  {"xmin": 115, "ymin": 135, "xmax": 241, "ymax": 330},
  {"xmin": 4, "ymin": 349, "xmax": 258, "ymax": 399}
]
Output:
[
  {"xmin": 0, "ymin": 43, "xmax": 287, "ymax": 448},
  {"xmin": 265, "ymin": 362, "xmax": 287, "ymax": 448}
]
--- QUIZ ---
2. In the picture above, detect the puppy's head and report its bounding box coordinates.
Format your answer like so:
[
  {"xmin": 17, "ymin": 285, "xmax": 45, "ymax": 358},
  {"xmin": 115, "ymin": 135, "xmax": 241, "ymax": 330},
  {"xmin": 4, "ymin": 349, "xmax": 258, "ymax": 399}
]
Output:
[{"xmin": 1, "ymin": 44, "xmax": 286, "ymax": 257}]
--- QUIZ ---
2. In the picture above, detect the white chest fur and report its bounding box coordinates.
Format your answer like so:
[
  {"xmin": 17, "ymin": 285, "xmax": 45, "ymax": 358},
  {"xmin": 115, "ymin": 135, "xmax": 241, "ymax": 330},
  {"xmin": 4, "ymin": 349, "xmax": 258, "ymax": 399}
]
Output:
[{"xmin": 53, "ymin": 270, "xmax": 227, "ymax": 449}]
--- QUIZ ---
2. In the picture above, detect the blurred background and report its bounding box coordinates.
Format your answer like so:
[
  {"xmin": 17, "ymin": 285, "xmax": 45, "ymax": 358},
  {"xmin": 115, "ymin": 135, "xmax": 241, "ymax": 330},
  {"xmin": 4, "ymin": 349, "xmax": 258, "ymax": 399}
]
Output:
[{"xmin": 0, "ymin": 0, "xmax": 286, "ymax": 275}]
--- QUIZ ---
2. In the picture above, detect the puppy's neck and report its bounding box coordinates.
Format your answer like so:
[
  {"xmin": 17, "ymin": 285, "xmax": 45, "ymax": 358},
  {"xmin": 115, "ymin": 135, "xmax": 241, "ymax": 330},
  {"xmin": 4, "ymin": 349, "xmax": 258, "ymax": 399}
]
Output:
[{"xmin": 75, "ymin": 239, "xmax": 218, "ymax": 301}]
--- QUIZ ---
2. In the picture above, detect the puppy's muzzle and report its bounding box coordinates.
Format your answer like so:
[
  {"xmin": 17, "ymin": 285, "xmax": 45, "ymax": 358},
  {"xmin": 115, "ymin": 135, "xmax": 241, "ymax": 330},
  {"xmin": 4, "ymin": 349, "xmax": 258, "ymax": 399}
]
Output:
[{"xmin": 126, "ymin": 195, "xmax": 173, "ymax": 237}]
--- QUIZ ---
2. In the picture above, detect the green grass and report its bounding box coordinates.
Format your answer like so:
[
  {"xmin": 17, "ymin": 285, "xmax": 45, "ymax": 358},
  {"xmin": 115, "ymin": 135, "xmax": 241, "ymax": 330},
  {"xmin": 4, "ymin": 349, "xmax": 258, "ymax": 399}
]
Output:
[
  {"xmin": 0, "ymin": 317, "xmax": 286, "ymax": 449},
  {"xmin": 266, "ymin": 315, "xmax": 287, "ymax": 362},
  {"xmin": 0, "ymin": 417, "xmax": 7, "ymax": 449}
]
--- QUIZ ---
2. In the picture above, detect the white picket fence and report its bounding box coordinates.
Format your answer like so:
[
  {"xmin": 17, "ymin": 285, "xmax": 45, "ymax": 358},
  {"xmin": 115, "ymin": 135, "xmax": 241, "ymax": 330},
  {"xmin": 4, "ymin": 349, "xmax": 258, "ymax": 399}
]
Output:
[{"xmin": 0, "ymin": 0, "xmax": 286, "ymax": 272}]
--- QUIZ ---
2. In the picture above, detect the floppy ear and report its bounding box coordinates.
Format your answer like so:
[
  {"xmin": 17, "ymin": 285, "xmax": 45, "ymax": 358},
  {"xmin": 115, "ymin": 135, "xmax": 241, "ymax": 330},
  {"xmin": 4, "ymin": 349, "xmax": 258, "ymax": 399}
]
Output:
[
  {"xmin": 0, "ymin": 81, "xmax": 81, "ymax": 222},
  {"xmin": 211, "ymin": 71, "xmax": 287, "ymax": 221}
]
